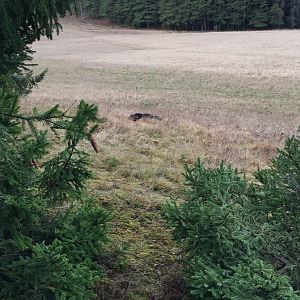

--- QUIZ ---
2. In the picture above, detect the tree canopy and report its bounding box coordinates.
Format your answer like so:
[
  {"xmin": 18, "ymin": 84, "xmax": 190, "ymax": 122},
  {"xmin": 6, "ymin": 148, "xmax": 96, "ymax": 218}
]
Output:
[
  {"xmin": 82, "ymin": 0, "xmax": 300, "ymax": 30},
  {"xmin": 0, "ymin": 0, "xmax": 73, "ymax": 76},
  {"xmin": 0, "ymin": 1, "xmax": 113, "ymax": 298}
]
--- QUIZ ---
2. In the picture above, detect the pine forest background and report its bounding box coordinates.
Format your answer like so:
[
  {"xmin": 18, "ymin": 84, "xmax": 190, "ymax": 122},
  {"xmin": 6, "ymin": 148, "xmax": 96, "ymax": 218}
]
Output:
[{"xmin": 81, "ymin": 0, "xmax": 300, "ymax": 30}]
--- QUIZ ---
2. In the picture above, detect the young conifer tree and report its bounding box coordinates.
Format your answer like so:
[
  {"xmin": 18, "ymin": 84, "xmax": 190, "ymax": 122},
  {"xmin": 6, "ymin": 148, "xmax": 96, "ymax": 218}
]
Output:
[
  {"xmin": 0, "ymin": 1, "xmax": 111, "ymax": 298},
  {"xmin": 0, "ymin": 0, "xmax": 73, "ymax": 92},
  {"xmin": 163, "ymin": 134, "xmax": 300, "ymax": 299}
]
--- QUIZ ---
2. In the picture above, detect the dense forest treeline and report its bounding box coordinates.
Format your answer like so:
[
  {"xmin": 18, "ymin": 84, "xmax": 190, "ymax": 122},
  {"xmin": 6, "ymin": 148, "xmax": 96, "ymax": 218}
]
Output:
[{"xmin": 81, "ymin": 0, "xmax": 300, "ymax": 30}]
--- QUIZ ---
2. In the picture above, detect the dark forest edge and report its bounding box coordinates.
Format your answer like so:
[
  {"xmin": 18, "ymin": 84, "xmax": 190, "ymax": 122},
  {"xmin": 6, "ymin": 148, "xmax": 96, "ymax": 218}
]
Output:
[{"xmin": 81, "ymin": 0, "xmax": 300, "ymax": 31}]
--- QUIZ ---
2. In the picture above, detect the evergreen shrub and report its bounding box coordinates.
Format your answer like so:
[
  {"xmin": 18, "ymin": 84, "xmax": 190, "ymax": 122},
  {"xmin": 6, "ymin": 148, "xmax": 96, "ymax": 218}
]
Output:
[
  {"xmin": 0, "ymin": 83, "xmax": 111, "ymax": 299},
  {"xmin": 163, "ymin": 134, "xmax": 300, "ymax": 299}
]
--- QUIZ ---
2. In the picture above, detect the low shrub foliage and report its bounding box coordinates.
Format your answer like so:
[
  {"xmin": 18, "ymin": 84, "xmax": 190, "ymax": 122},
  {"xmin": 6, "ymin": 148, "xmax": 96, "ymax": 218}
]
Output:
[
  {"xmin": 163, "ymin": 134, "xmax": 300, "ymax": 299},
  {"xmin": 0, "ymin": 82, "xmax": 111, "ymax": 299}
]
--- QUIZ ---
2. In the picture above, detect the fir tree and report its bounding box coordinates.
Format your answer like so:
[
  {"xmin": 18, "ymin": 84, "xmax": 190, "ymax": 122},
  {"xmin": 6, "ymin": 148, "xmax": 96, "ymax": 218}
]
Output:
[
  {"xmin": 270, "ymin": 3, "xmax": 285, "ymax": 27},
  {"xmin": 228, "ymin": 0, "xmax": 247, "ymax": 30},
  {"xmin": 133, "ymin": 0, "xmax": 148, "ymax": 28},
  {"xmin": 210, "ymin": 0, "xmax": 227, "ymax": 30},
  {"xmin": 178, "ymin": 1, "xmax": 193, "ymax": 30},
  {"xmin": 80, "ymin": 0, "xmax": 300, "ymax": 30},
  {"xmin": 163, "ymin": 136, "xmax": 300, "ymax": 298},
  {"xmin": 0, "ymin": 0, "xmax": 73, "ymax": 87},
  {"xmin": 0, "ymin": 1, "xmax": 112, "ymax": 298},
  {"xmin": 144, "ymin": 0, "xmax": 160, "ymax": 28},
  {"xmin": 159, "ymin": 0, "xmax": 180, "ymax": 29},
  {"xmin": 190, "ymin": 0, "xmax": 210, "ymax": 31},
  {"xmin": 120, "ymin": 0, "xmax": 135, "ymax": 25},
  {"xmin": 247, "ymin": 0, "xmax": 269, "ymax": 28}
]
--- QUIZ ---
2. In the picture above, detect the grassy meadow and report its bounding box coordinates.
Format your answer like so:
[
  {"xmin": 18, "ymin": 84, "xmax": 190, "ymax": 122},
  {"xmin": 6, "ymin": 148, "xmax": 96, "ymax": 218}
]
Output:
[{"xmin": 26, "ymin": 17, "xmax": 300, "ymax": 299}]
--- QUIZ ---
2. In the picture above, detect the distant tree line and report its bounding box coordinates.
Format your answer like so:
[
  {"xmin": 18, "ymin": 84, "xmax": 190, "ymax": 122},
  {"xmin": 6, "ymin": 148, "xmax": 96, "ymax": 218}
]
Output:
[{"xmin": 81, "ymin": 0, "xmax": 300, "ymax": 30}]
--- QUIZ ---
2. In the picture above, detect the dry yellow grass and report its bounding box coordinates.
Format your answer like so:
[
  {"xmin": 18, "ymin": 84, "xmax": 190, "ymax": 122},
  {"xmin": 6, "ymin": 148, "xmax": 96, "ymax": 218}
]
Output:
[{"xmin": 25, "ymin": 16, "xmax": 300, "ymax": 299}]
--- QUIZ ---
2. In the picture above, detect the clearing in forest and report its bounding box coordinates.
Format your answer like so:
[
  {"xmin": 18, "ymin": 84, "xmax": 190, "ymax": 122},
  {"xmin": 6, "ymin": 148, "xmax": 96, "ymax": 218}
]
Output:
[{"xmin": 27, "ymin": 17, "xmax": 300, "ymax": 299}]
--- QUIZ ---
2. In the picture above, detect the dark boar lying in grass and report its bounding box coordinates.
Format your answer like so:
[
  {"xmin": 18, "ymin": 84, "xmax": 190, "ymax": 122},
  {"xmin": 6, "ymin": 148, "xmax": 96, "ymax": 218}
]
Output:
[{"xmin": 128, "ymin": 113, "xmax": 162, "ymax": 121}]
